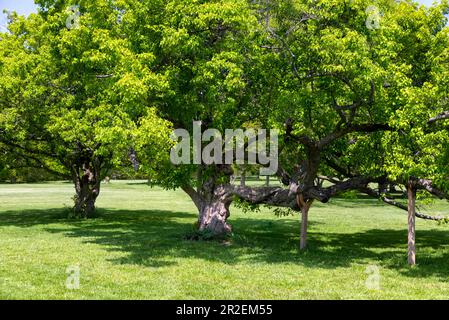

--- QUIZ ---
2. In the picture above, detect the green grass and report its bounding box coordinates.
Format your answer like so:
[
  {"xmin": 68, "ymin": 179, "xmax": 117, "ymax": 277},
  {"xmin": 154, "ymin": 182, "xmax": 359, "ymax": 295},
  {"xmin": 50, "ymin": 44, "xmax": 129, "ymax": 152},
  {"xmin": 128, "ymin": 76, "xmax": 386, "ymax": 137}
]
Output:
[{"xmin": 0, "ymin": 180, "xmax": 449, "ymax": 299}]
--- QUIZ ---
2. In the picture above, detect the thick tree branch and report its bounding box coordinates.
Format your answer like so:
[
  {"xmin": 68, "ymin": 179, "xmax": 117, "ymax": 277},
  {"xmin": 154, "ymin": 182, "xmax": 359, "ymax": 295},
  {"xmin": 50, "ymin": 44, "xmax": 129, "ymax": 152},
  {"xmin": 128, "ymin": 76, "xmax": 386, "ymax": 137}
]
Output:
[
  {"xmin": 412, "ymin": 178, "xmax": 449, "ymax": 200},
  {"xmin": 181, "ymin": 185, "xmax": 202, "ymax": 210},
  {"xmin": 226, "ymin": 185, "xmax": 298, "ymax": 209},
  {"xmin": 360, "ymin": 186, "xmax": 446, "ymax": 221},
  {"xmin": 225, "ymin": 176, "xmax": 382, "ymax": 209},
  {"xmin": 0, "ymin": 142, "xmax": 69, "ymax": 179},
  {"xmin": 428, "ymin": 111, "xmax": 449, "ymax": 124},
  {"xmin": 305, "ymin": 176, "xmax": 381, "ymax": 203},
  {"xmin": 318, "ymin": 123, "xmax": 391, "ymax": 149}
]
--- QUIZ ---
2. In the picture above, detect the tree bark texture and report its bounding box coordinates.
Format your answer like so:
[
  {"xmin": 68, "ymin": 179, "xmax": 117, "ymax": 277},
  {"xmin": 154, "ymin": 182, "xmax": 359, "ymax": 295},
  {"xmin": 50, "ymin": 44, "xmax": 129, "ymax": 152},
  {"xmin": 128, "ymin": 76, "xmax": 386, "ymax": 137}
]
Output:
[
  {"xmin": 407, "ymin": 181, "xmax": 416, "ymax": 266},
  {"xmin": 72, "ymin": 157, "xmax": 102, "ymax": 218}
]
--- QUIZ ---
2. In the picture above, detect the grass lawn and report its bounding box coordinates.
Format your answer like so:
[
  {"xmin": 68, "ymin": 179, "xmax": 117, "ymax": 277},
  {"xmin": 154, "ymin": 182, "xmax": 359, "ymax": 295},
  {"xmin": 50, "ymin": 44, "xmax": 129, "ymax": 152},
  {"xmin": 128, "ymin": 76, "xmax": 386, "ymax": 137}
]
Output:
[{"xmin": 0, "ymin": 180, "xmax": 449, "ymax": 300}]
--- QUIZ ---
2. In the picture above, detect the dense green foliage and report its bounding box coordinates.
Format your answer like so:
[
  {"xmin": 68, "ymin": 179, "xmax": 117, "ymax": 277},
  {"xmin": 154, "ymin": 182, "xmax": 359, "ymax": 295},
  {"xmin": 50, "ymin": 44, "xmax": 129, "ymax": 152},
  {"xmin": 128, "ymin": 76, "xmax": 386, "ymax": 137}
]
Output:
[{"xmin": 0, "ymin": 2, "xmax": 172, "ymax": 213}]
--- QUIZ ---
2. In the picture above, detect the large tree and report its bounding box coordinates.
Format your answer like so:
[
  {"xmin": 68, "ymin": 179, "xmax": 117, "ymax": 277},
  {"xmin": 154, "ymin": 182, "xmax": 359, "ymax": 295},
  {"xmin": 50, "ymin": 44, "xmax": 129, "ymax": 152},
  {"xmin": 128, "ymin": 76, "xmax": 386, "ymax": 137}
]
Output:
[
  {"xmin": 82, "ymin": 0, "xmax": 449, "ymax": 244},
  {"xmin": 234, "ymin": 0, "xmax": 449, "ymax": 256},
  {"xmin": 1, "ymin": 0, "xmax": 447, "ymax": 266},
  {"xmin": 235, "ymin": 0, "xmax": 449, "ymax": 264},
  {"xmin": 0, "ymin": 2, "xmax": 171, "ymax": 216},
  {"xmin": 130, "ymin": 0, "xmax": 449, "ymax": 253},
  {"xmin": 116, "ymin": 0, "xmax": 276, "ymax": 234}
]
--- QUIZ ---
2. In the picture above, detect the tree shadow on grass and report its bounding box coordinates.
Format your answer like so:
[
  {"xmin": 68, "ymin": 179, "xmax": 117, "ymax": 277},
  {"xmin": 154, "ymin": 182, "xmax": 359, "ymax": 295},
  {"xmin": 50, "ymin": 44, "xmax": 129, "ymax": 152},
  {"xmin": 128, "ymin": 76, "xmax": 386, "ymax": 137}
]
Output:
[
  {"xmin": 0, "ymin": 208, "xmax": 69, "ymax": 227},
  {"xmin": 323, "ymin": 197, "xmax": 387, "ymax": 208},
  {"xmin": 1, "ymin": 207, "xmax": 449, "ymax": 279},
  {"xmin": 125, "ymin": 181, "xmax": 150, "ymax": 186}
]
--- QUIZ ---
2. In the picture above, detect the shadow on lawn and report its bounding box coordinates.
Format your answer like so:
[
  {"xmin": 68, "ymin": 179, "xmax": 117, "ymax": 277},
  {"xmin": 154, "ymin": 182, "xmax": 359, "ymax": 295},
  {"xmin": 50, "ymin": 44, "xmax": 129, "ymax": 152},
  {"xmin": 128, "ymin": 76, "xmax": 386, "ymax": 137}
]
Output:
[
  {"xmin": 0, "ymin": 207, "xmax": 449, "ymax": 278},
  {"xmin": 324, "ymin": 197, "xmax": 387, "ymax": 208},
  {"xmin": 0, "ymin": 208, "xmax": 69, "ymax": 227}
]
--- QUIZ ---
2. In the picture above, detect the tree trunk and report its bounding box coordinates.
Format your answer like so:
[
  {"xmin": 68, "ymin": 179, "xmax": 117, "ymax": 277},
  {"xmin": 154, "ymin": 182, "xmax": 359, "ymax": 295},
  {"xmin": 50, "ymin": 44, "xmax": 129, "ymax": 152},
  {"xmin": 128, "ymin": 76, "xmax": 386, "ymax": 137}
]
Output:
[
  {"xmin": 182, "ymin": 166, "xmax": 234, "ymax": 238},
  {"xmin": 300, "ymin": 206, "xmax": 309, "ymax": 250},
  {"xmin": 407, "ymin": 182, "xmax": 416, "ymax": 266},
  {"xmin": 379, "ymin": 181, "xmax": 388, "ymax": 194},
  {"xmin": 240, "ymin": 171, "xmax": 246, "ymax": 187},
  {"xmin": 72, "ymin": 158, "xmax": 102, "ymax": 218},
  {"xmin": 297, "ymin": 194, "xmax": 313, "ymax": 250},
  {"xmin": 198, "ymin": 198, "xmax": 232, "ymax": 235},
  {"xmin": 389, "ymin": 183, "xmax": 397, "ymax": 193},
  {"xmin": 265, "ymin": 175, "xmax": 270, "ymax": 186}
]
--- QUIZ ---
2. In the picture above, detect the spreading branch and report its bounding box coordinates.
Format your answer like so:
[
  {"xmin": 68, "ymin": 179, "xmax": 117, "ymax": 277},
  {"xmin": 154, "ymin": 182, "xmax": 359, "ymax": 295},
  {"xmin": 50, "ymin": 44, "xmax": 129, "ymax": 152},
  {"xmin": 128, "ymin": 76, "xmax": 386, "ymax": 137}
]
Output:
[
  {"xmin": 360, "ymin": 186, "xmax": 446, "ymax": 221},
  {"xmin": 318, "ymin": 123, "xmax": 391, "ymax": 149},
  {"xmin": 428, "ymin": 111, "xmax": 449, "ymax": 124}
]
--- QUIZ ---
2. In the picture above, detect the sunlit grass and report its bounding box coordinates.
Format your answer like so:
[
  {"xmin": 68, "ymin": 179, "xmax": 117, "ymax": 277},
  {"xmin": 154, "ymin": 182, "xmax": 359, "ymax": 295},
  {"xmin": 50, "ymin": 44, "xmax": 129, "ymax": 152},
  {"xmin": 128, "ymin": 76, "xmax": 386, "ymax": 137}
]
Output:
[{"xmin": 0, "ymin": 180, "xmax": 448, "ymax": 299}]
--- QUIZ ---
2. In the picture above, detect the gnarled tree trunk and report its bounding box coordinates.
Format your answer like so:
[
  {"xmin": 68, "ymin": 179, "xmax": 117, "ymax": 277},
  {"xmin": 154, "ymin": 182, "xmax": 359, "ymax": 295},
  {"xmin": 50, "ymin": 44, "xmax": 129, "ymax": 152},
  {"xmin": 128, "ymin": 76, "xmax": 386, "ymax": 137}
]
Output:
[
  {"xmin": 182, "ymin": 165, "xmax": 234, "ymax": 236},
  {"xmin": 183, "ymin": 182, "xmax": 233, "ymax": 236},
  {"xmin": 72, "ymin": 156, "xmax": 102, "ymax": 218},
  {"xmin": 198, "ymin": 198, "xmax": 232, "ymax": 235}
]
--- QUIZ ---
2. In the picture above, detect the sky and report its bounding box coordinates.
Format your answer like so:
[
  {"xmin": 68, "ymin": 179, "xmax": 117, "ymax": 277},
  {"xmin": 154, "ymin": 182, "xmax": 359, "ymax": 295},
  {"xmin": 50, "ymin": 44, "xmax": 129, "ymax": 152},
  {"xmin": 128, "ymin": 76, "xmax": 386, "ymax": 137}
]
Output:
[
  {"xmin": 0, "ymin": 0, "xmax": 37, "ymax": 30},
  {"xmin": 0, "ymin": 0, "xmax": 443, "ymax": 30}
]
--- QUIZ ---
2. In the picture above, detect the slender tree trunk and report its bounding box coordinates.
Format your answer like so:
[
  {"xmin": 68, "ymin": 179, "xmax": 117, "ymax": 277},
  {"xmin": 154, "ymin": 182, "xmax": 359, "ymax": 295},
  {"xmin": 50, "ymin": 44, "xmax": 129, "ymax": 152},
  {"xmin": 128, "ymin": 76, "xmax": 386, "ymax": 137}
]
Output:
[
  {"xmin": 265, "ymin": 175, "xmax": 270, "ymax": 186},
  {"xmin": 297, "ymin": 194, "xmax": 313, "ymax": 250},
  {"xmin": 407, "ymin": 182, "xmax": 416, "ymax": 266},
  {"xmin": 389, "ymin": 183, "xmax": 397, "ymax": 193},
  {"xmin": 300, "ymin": 206, "xmax": 309, "ymax": 250},
  {"xmin": 379, "ymin": 181, "xmax": 388, "ymax": 194},
  {"xmin": 240, "ymin": 170, "xmax": 246, "ymax": 187}
]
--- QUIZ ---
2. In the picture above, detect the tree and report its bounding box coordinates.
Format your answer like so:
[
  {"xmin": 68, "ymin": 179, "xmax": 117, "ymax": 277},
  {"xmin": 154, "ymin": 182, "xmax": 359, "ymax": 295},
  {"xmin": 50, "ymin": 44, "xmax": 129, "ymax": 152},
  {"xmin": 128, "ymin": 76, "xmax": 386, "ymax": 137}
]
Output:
[
  {"xmin": 117, "ymin": 0, "xmax": 274, "ymax": 234},
  {"xmin": 0, "ymin": 2, "xmax": 171, "ymax": 216},
  {"xmin": 2, "ymin": 0, "xmax": 447, "ymax": 267},
  {"xmin": 239, "ymin": 0, "xmax": 449, "ymax": 260},
  {"xmin": 118, "ymin": 0, "xmax": 449, "ymax": 249},
  {"xmin": 377, "ymin": 0, "xmax": 449, "ymax": 264}
]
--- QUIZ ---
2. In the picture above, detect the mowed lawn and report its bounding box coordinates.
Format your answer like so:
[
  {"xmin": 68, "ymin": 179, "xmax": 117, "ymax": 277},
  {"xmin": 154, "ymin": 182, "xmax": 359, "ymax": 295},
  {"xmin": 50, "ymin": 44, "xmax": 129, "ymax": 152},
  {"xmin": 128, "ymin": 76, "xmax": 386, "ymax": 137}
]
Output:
[{"xmin": 0, "ymin": 181, "xmax": 449, "ymax": 300}]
